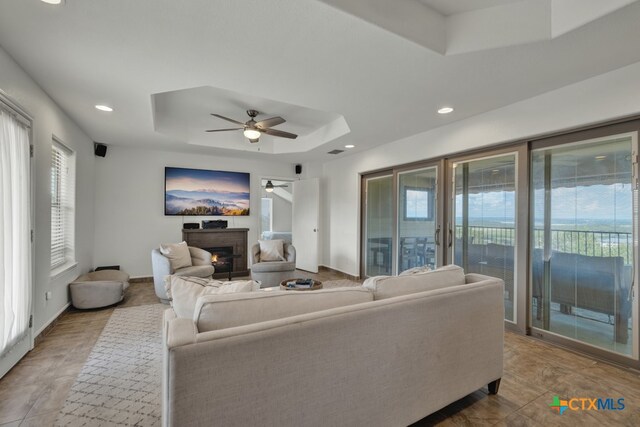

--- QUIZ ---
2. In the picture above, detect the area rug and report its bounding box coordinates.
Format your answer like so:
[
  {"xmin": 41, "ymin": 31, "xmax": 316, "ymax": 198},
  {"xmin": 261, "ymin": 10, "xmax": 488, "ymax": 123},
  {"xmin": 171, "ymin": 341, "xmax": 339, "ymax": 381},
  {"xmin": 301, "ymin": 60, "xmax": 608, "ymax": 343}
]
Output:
[{"xmin": 55, "ymin": 304, "xmax": 165, "ymax": 427}]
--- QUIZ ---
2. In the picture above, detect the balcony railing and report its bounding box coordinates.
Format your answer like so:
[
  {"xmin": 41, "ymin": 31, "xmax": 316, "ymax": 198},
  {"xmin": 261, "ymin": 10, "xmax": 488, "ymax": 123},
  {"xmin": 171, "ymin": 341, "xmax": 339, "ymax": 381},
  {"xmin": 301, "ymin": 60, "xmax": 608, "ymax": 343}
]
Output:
[{"xmin": 456, "ymin": 225, "xmax": 632, "ymax": 265}]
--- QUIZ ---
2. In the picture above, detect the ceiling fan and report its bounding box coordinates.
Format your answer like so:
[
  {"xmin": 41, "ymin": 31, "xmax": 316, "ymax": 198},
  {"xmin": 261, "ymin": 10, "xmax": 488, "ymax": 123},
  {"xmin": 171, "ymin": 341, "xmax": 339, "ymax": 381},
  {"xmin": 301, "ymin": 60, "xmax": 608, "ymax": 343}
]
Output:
[
  {"xmin": 263, "ymin": 180, "xmax": 289, "ymax": 192},
  {"xmin": 206, "ymin": 109, "xmax": 298, "ymax": 143}
]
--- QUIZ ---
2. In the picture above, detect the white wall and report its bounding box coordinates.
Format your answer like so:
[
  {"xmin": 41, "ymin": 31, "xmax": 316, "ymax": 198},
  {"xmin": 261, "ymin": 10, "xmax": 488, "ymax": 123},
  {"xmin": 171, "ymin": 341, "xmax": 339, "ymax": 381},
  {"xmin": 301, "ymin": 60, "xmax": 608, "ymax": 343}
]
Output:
[
  {"xmin": 321, "ymin": 60, "xmax": 640, "ymax": 277},
  {"xmin": 0, "ymin": 46, "xmax": 95, "ymax": 334},
  {"xmin": 93, "ymin": 146, "xmax": 297, "ymax": 277}
]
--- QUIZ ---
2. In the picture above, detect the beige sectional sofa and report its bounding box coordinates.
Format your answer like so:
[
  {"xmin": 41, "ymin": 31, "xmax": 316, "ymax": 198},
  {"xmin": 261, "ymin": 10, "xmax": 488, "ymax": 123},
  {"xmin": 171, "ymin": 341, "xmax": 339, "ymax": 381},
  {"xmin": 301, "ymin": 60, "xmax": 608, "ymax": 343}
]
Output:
[{"xmin": 162, "ymin": 266, "xmax": 504, "ymax": 427}]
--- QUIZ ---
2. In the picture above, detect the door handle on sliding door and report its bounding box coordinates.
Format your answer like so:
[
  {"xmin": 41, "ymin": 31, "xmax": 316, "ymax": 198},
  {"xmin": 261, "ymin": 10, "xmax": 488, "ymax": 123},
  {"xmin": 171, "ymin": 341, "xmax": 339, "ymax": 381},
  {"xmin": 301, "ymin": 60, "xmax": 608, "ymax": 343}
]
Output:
[
  {"xmin": 448, "ymin": 227, "xmax": 453, "ymax": 248},
  {"xmin": 435, "ymin": 226, "xmax": 441, "ymax": 246}
]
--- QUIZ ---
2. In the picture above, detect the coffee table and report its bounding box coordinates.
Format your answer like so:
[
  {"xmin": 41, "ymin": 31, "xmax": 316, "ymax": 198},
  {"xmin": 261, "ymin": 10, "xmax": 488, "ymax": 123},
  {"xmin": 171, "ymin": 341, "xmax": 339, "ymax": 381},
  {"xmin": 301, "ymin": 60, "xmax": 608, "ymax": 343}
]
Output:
[{"xmin": 279, "ymin": 278, "xmax": 322, "ymax": 291}]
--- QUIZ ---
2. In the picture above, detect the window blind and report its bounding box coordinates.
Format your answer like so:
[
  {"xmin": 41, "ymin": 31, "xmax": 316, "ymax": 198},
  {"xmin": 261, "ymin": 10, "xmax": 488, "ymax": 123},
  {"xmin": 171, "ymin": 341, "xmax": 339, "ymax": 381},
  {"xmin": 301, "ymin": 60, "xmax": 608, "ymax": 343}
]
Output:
[{"xmin": 50, "ymin": 141, "xmax": 74, "ymax": 269}]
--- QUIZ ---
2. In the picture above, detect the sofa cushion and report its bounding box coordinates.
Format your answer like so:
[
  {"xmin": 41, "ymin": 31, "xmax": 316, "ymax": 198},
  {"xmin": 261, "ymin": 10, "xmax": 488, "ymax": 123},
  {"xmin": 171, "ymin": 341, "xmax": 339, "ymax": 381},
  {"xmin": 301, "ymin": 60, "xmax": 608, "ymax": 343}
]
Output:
[
  {"xmin": 75, "ymin": 270, "xmax": 130, "ymax": 291},
  {"xmin": 363, "ymin": 264, "xmax": 465, "ymax": 300},
  {"xmin": 194, "ymin": 287, "xmax": 373, "ymax": 332},
  {"xmin": 160, "ymin": 241, "xmax": 192, "ymax": 271},
  {"xmin": 258, "ymin": 239, "xmax": 285, "ymax": 261},
  {"xmin": 173, "ymin": 265, "xmax": 215, "ymax": 278},
  {"xmin": 167, "ymin": 276, "xmax": 259, "ymax": 318},
  {"xmin": 251, "ymin": 261, "xmax": 296, "ymax": 273}
]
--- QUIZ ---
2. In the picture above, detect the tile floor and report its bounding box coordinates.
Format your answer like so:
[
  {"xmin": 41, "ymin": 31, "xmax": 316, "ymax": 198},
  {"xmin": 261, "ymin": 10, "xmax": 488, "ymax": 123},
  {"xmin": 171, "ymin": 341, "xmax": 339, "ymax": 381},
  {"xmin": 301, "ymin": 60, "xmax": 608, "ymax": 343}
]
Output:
[{"xmin": 1, "ymin": 271, "xmax": 639, "ymax": 426}]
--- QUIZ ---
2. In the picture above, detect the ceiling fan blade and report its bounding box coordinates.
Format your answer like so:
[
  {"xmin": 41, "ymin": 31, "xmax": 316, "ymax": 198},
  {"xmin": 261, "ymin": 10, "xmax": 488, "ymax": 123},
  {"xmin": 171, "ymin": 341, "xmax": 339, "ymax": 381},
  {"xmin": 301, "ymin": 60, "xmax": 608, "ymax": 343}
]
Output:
[
  {"xmin": 211, "ymin": 114, "xmax": 245, "ymax": 126},
  {"xmin": 205, "ymin": 128, "xmax": 243, "ymax": 132},
  {"xmin": 255, "ymin": 116, "xmax": 285, "ymax": 128},
  {"xmin": 263, "ymin": 128, "xmax": 298, "ymax": 139}
]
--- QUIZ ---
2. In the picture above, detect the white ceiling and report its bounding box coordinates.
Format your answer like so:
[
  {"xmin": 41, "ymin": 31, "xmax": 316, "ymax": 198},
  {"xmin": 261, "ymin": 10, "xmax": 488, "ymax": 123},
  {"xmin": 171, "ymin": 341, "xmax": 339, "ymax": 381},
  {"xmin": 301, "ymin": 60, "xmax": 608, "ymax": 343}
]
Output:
[
  {"xmin": 1, "ymin": 0, "xmax": 640, "ymax": 163},
  {"xmin": 152, "ymin": 86, "xmax": 348, "ymax": 155},
  {"xmin": 419, "ymin": 0, "xmax": 522, "ymax": 16}
]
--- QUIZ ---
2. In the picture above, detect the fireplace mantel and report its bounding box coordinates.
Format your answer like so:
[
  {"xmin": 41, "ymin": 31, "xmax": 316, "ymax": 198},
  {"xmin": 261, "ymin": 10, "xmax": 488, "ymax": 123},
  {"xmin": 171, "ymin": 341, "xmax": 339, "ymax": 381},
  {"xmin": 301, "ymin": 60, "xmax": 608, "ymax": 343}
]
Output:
[{"xmin": 182, "ymin": 228, "xmax": 249, "ymax": 279}]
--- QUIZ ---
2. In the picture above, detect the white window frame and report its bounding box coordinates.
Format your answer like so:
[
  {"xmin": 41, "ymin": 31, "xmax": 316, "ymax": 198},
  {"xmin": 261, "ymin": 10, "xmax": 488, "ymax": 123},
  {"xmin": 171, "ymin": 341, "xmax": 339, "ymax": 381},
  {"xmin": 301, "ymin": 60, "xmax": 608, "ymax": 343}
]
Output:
[{"xmin": 50, "ymin": 137, "xmax": 76, "ymax": 276}]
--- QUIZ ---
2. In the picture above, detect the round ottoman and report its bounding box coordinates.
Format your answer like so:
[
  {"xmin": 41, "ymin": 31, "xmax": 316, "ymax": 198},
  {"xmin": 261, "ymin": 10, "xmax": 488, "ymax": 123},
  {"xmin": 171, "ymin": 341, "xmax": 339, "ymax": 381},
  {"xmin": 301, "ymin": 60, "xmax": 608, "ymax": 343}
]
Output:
[{"xmin": 70, "ymin": 270, "xmax": 130, "ymax": 309}]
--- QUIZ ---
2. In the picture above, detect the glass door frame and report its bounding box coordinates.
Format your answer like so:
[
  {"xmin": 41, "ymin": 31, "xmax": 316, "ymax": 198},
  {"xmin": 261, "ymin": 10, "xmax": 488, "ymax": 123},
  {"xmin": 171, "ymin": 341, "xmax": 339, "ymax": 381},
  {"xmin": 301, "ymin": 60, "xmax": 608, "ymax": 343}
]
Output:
[
  {"xmin": 395, "ymin": 161, "xmax": 446, "ymax": 271},
  {"xmin": 445, "ymin": 144, "xmax": 529, "ymax": 333},
  {"xmin": 360, "ymin": 169, "xmax": 395, "ymax": 279},
  {"xmin": 360, "ymin": 160, "xmax": 445, "ymax": 278},
  {"xmin": 529, "ymin": 119, "xmax": 640, "ymax": 367}
]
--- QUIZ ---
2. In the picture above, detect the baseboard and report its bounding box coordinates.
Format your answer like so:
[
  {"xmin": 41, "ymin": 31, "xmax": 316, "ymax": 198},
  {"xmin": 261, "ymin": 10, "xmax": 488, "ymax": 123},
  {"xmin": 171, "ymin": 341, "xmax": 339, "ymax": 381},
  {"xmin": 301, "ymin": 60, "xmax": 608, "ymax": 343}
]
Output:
[
  {"xmin": 318, "ymin": 265, "xmax": 360, "ymax": 281},
  {"xmin": 33, "ymin": 302, "xmax": 71, "ymax": 346}
]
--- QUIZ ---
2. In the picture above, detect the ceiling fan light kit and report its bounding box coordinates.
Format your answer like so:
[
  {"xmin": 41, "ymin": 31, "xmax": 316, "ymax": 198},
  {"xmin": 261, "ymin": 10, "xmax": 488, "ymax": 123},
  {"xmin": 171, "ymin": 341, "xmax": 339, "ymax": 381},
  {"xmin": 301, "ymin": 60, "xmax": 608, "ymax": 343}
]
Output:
[
  {"xmin": 243, "ymin": 128, "xmax": 261, "ymax": 140},
  {"xmin": 263, "ymin": 180, "xmax": 290, "ymax": 192},
  {"xmin": 207, "ymin": 109, "xmax": 298, "ymax": 143}
]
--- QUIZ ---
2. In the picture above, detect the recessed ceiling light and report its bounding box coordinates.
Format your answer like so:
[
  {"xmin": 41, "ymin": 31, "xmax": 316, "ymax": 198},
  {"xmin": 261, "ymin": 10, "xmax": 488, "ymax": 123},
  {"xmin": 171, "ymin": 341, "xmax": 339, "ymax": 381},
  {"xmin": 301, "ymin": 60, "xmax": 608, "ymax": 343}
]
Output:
[
  {"xmin": 41, "ymin": 0, "xmax": 63, "ymax": 4},
  {"xmin": 95, "ymin": 105, "xmax": 113, "ymax": 112},
  {"xmin": 438, "ymin": 107, "xmax": 454, "ymax": 114},
  {"xmin": 345, "ymin": 144, "xmax": 355, "ymax": 148}
]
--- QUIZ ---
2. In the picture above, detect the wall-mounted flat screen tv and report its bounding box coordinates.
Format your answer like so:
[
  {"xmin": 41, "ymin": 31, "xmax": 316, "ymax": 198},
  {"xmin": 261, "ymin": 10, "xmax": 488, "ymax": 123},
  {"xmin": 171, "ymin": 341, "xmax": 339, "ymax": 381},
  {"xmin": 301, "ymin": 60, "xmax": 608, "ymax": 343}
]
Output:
[{"xmin": 165, "ymin": 167, "xmax": 250, "ymax": 216}]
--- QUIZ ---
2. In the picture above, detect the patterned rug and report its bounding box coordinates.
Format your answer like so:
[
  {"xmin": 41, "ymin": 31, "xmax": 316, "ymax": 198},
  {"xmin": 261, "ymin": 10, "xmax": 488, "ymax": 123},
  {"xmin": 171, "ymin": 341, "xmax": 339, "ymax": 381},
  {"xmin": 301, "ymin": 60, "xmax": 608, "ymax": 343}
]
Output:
[{"xmin": 55, "ymin": 304, "xmax": 165, "ymax": 427}]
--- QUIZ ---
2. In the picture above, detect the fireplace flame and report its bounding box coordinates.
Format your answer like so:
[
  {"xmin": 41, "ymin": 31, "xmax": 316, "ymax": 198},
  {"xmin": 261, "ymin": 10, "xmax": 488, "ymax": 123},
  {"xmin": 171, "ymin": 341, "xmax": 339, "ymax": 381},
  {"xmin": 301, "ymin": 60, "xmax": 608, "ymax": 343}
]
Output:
[{"xmin": 211, "ymin": 254, "xmax": 218, "ymax": 263}]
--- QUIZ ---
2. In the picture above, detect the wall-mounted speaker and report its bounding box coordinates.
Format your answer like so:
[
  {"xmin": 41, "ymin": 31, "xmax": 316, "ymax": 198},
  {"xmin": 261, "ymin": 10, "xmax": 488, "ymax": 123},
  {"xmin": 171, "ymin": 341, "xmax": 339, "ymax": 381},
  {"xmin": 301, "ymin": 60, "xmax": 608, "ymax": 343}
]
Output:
[
  {"xmin": 94, "ymin": 143, "xmax": 107, "ymax": 157},
  {"xmin": 295, "ymin": 164, "xmax": 302, "ymax": 174}
]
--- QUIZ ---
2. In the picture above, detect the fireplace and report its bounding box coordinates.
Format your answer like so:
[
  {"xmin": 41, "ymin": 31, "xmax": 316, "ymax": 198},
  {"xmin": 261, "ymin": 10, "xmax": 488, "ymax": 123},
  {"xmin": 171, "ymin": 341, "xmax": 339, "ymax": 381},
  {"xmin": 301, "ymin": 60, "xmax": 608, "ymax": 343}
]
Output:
[
  {"xmin": 205, "ymin": 246, "xmax": 234, "ymax": 276},
  {"xmin": 182, "ymin": 228, "xmax": 249, "ymax": 279}
]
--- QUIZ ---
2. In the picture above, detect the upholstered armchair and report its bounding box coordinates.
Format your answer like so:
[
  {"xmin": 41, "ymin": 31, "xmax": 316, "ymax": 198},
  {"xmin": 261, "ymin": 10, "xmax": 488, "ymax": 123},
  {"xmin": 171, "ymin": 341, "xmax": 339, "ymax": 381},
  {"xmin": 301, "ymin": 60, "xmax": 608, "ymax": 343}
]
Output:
[
  {"xmin": 250, "ymin": 242, "xmax": 296, "ymax": 287},
  {"xmin": 151, "ymin": 246, "xmax": 215, "ymax": 303}
]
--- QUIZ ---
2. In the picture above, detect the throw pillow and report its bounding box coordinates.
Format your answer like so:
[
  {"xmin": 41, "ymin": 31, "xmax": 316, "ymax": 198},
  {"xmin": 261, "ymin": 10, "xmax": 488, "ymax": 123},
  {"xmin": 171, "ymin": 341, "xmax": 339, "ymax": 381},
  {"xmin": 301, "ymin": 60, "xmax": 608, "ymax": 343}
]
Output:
[
  {"xmin": 363, "ymin": 264, "xmax": 465, "ymax": 300},
  {"xmin": 258, "ymin": 239, "xmax": 285, "ymax": 261},
  {"xmin": 160, "ymin": 241, "xmax": 192, "ymax": 271},
  {"xmin": 399, "ymin": 265, "xmax": 432, "ymax": 276},
  {"xmin": 362, "ymin": 275, "xmax": 389, "ymax": 289},
  {"xmin": 194, "ymin": 287, "xmax": 374, "ymax": 332},
  {"xmin": 167, "ymin": 275, "xmax": 259, "ymax": 318}
]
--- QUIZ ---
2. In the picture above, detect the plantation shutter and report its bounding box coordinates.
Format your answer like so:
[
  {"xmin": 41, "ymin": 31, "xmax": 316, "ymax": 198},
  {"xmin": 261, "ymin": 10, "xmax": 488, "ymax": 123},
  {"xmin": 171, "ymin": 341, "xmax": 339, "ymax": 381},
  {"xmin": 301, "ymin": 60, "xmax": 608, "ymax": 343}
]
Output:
[{"xmin": 50, "ymin": 142, "xmax": 72, "ymax": 268}]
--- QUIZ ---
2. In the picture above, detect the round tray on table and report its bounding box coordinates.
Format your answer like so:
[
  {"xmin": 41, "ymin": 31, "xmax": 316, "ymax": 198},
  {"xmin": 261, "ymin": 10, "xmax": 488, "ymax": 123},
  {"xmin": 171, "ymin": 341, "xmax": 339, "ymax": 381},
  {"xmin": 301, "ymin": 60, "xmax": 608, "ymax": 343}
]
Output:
[{"xmin": 279, "ymin": 279, "xmax": 323, "ymax": 291}]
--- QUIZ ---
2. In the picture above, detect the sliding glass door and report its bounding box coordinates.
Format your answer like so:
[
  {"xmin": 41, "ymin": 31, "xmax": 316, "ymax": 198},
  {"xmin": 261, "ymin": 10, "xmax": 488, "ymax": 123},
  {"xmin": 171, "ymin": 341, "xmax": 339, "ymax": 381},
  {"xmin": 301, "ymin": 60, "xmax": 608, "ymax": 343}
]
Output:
[
  {"xmin": 360, "ymin": 120, "xmax": 639, "ymax": 366},
  {"xmin": 363, "ymin": 173, "xmax": 394, "ymax": 276},
  {"xmin": 362, "ymin": 162, "xmax": 443, "ymax": 277},
  {"xmin": 450, "ymin": 153, "xmax": 519, "ymax": 322},
  {"xmin": 531, "ymin": 132, "xmax": 637, "ymax": 356},
  {"xmin": 397, "ymin": 166, "xmax": 439, "ymax": 271}
]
